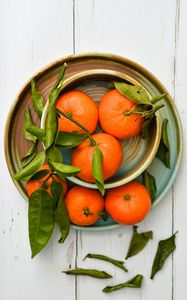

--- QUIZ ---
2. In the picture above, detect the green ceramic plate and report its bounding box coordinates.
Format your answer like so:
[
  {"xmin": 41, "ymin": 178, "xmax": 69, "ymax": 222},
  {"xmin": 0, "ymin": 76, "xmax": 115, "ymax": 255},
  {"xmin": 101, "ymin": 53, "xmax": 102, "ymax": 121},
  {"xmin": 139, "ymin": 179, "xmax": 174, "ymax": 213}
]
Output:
[{"xmin": 4, "ymin": 53, "xmax": 183, "ymax": 231}]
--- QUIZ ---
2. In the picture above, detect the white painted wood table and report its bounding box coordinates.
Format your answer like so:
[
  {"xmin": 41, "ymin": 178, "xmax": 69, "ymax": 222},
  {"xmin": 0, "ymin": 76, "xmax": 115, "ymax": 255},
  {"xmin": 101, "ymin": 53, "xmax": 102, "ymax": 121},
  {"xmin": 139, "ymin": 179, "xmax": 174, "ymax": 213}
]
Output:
[{"xmin": 0, "ymin": 0, "xmax": 186, "ymax": 299}]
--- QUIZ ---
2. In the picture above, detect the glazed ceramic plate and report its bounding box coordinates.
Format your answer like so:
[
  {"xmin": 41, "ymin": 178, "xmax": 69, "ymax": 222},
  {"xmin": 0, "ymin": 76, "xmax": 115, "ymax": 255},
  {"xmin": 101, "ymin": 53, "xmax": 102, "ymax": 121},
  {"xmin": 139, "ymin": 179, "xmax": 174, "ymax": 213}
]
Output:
[
  {"xmin": 41, "ymin": 69, "xmax": 161, "ymax": 189},
  {"xmin": 4, "ymin": 53, "xmax": 183, "ymax": 231}
]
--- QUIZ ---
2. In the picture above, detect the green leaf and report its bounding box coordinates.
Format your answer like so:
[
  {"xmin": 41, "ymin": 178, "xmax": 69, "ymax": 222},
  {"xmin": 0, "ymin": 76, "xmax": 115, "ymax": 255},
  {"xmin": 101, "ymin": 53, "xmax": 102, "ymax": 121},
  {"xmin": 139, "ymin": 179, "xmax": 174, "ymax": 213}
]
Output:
[
  {"xmin": 50, "ymin": 180, "xmax": 62, "ymax": 207},
  {"xmin": 151, "ymin": 232, "xmax": 177, "ymax": 279},
  {"xmin": 141, "ymin": 117, "xmax": 154, "ymax": 139},
  {"xmin": 55, "ymin": 194, "xmax": 70, "ymax": 243},
  {"xmin": 142, "ymin": 170, "xmax": 157, "ymax": 202},
  {"xmin": 50, "ymin": 161, "xmax": 81, "ymax": 177},
  {"xmin": 126, "ymin": 226, "xmax": 153, "ymax": 259},
  {"xmin": 92, "ymin": 146, "xmax": 105, "ymax": 196},
  {"xmin": 23, "ymin": 108, "xmax": 37, "ymax": 142},
  {"xmin": 102, "ymin": 274, "xmax": 143, "ymax": 293},
  {"xmin": 26, "ymin": 125, "xmax": 45, "ymax": 141},
  {"xmin": 14, "ymin": 151, "xmax": 45, "ymax": 180},
  {"xmin": 63, "ymin": 268, "xmax": 112, "ymax": 279},
  {"xmin": 56, "ymin": 131, "xmax": 87, "ymax": 148},
  {"xmin": 29, "ymin": 189, "xmax": 55, "ymax": 258},
  {"xmin": 29, "ymin": 169, "xmax": 49, "ymax": 180},
  {"xmin": 21, "ymin": 142, "xmax": 37, "ymax": 167},
  {"xmin": 46, "ymin": 146, "xmax": 63, "ymax": 163},
  {"xmin": 151, "ymin": 93, "xmax": 167, "ymax": 104},
  {"xmin": 51, "ymin": 63, "xmax": 67, "ymax": 92},
  {"xmin": 114, "ymin": 81, "xmax": 151, "ymax": 105},
  {"xmin": 156, "ymin": 119, "xmax": 170, "ymax": 168},
  {"xmin": 45, "ymin": 64, "xmax": 67, "ymax": 149},
  {"xmin": 31, "ymin": 79, "xmax": 45, "ymax": 118},
  {"xmin": 83, "ymin": 253, "xmax": 128, "ymax": 272}
]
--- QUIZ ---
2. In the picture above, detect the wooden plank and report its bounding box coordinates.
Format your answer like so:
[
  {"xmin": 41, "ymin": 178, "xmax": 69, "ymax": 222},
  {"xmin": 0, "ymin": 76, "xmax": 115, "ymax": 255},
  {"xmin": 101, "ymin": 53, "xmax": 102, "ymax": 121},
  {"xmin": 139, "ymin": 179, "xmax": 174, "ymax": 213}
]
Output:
[
  {"xmin": 0, "ymin": 1, "xmax": 76, "ymax": 300},
  {"xmin": 173, "ymin": 0, "xmax": 187, "ymax": 299},
  {"xmin": 74, "ymin": 0, "xmax": 176, "ymax": 299}
]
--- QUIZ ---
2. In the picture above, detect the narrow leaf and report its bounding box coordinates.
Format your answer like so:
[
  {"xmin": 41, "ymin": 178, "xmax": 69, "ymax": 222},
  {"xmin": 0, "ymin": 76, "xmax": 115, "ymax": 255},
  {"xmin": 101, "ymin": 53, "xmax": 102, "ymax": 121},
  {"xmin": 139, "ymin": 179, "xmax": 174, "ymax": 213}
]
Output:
[
  {"xmin": 92, "ymin": 146, "xmax": 105, "ymax": 196},
  {"xmin": 29, "ymin": 169, "xmax": 49, "ymax": 181},
  {"xmin": 151, "ymin": 93, "xmax": 167, "ymax": 104},
  {"xmin": 26, "ymin": 125, "xmax": 45, "ymax": 141},
  {"xmin": 23, "ymin": 108, "xmax": 37, "ymax": 142},
  {"xmin": 156, "ymin": 119, "xmax": 170, "ymax": 168},
  {"xmin": 46, "ymin": 146, "xmax": 63, "ymax": 163},
  {"xmin": 31, "ymin": 79, "xmax": 45, "ymax": 118},
  {"xmin": 21, "ymin": 142, "xmax": 37, "ymax": 167},
  {"xmin": 151, "ymin": 232, "xmax": 177, "ymax": 279},
  {"xmin": 84, "ymin": 253, "xmax": 128, "ymax": 272},
  {"xmin": 50, "ymin": 161, "xmax": 81, "ymax": 177},
  {"xmin": 29, "ymin": 189, "xmax": 55, "ymax": 258},
  {"xmin": 141, "ymin": 117, "xmax": 154, "ymax": 139},
  {"xmin": 14, "ymin": 151, "xmax": 45, "ymax": 180},
  {"xmin": 126, "ymin": 226, "xmax": 153, "ymax": 259},
  {"xmin": 55, "ymin": 194, "xmax": 70, "ymax": 243},
  {"xmin": 50, "ymin": 180, "xmax": 63, "ymax": 207},
  {"xmin": 45, "ymin": 64, "xmax": 67, "ymax": 149},
  {"xmin": 114, "ymin": 81, "xmax": 151, "ymax": 105},
  {"xmin": 63, "ymin": 268, "xmax": 112, "ymax": 279},
  {"xmin": 102, "ymin": 274, "xmax": 143, "ymax": 293},
  {"xmin": 56, "ymin": 131, "xmax": 87, "ymax": 148},
  {"xmin": 142, "ymin": 170, "xmax": 157, "ymax": 202}
]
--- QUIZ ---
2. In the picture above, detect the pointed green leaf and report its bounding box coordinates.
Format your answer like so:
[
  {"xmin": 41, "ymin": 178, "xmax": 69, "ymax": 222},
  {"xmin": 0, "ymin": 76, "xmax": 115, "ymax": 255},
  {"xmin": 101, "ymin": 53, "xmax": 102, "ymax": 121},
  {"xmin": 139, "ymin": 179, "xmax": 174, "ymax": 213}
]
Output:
[
  {"xmin": 26, "ymin": 125, "xmax": 45, "ymax": 141},
  {"xmin": 151, "ymin": 232, "xmax": 177, "ymax": 279},
  {"xmin": 114, "ymin": 81, "xmax": 151, "ymax": 105},
  {"xmin": 29, "ymin": 169, "xmax": 49, "ymax": 181},
  {"xmin": 92, "ymin": 146, "xmax": 105, "ymax": 196},
  {"xmin": 102, "ymin": 274, "xmax": 143, "ymax": 293},
  {"xmin": 31, "ymin": 79, "xmax": 45, "ymax": 118},
  {"xmin": 23, "ymin": 108, "xmax": 37, "ymax": 142},
  {"xmin": 14, "ymin": 151, "xmax": 45, "ymax": 180},
  {"xmin": 29, "ymin": 189, "xmax": 55, "ymax": 258},
  {"xmin": 21, "ymin": 142, "xmax": 37, "ymax": 167},
  {"xmin": 50, "ymin": 161, "xmax": 81, "ymax": 177},
  {"xmin": 63, "ymin": 268, "xmax": 112, "ymax": 279},
  {"xmin": 126, "ymin": 226, "xmax": 153, "ymax": 259},
  {"xmin": 84, "ymin": 253, "xmax": 128, "ymax": 272},
  {"xmin": 50, "ymin": 180, "xmax": 62, "ymax": 207},
  {"xmin": 45, "ymin": 64, "xmax": 67, "ymax": 149},
  {"xmin": 56, "ymin": 131, "xmax": 87, "ymax": 148},
  {"xmin": 156, "ymin": 119, "xmax": 170, "ymax": 168},
  {"xmin": 142, "ymin": 170, "xmax": 157, "ymax": 202},
  {"xmin": 55, "ymin": 194, "xmax": 70, "ymax": 243},
  {"xmin": 46, "ymin": 146, "xmax": 63, "ymax": 163}
]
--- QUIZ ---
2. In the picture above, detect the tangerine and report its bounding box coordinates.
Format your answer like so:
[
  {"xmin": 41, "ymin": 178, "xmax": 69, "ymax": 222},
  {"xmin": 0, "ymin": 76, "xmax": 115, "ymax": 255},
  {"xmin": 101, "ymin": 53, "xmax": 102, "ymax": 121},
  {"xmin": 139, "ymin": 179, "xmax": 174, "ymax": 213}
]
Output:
[
  {"xmin": 65, "ymin": 186, "xmax": 105, "ymax": 226},
  {"xmin": 105, "ymin": 181, "xmax": 151, "ymax": 225},
  {"xmin": 98, "ymin": 89, "xmax": 144, "ymax": 139},
  {"xmin": 56, "ymin": 90, "xmax": 98, "ymax": 133},
  {"xmin": 71, "ymin": 133, "xmax": 123, "ymax": 183}
]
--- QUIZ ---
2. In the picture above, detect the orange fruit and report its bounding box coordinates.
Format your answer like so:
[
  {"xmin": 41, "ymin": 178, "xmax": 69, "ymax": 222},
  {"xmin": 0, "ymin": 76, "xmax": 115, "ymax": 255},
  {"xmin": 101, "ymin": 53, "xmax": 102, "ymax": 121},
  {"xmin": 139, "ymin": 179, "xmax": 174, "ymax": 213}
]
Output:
[
  {"xmin": 56, "ymin": 90, "xmax": 98, "ymax": 133},
  {"xmin": 65, "ymin": 186, "xmax": 105, "ymax": 226},
  {"xmin": 98, "ymin": 89, "xmax": 144, "ymax": 139},
  {"xmin": 26, "ymin": 164, "xmax": 68, "ymax": 197},
  {"xmin": 71, "ymin": 133, "xmax": 123, "ymax": 183},
  {"xmin": 105, "ymin": 181, "xmax": 151, "ymax": 225}
]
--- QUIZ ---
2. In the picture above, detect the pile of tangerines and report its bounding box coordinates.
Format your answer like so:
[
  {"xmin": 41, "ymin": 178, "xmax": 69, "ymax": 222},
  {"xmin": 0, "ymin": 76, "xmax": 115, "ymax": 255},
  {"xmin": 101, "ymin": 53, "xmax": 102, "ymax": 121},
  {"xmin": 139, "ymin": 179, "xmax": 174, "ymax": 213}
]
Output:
[{"xmin": 27, "ymin": 89, "xmax": 151, "ymax": 227}]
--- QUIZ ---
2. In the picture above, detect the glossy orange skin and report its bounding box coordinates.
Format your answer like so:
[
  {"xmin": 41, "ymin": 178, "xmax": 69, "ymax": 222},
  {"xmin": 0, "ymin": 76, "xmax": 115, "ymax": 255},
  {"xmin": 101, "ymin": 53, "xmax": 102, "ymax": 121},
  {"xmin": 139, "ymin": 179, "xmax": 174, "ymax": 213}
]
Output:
[
  {"xmin": 98, "ymin": 89, "xmax": 144, "ymax": 139},
  {"xmin": 65, "ymin": 186, "xmax": 105, "ymax": 226},
  {"xmin": 56, "ymin": 90, "xmax": 98, "ymax": 133},
  {"xmin": 26, "ymin": 164, "xmax": 68, "ymax": 197},
  {"xmin": 71, "ymin": 133, "xmax": 123, "ymax": 183},
  {"xmin": 105, "ymin": 181, "xmax": 151, "ymax": 225}
]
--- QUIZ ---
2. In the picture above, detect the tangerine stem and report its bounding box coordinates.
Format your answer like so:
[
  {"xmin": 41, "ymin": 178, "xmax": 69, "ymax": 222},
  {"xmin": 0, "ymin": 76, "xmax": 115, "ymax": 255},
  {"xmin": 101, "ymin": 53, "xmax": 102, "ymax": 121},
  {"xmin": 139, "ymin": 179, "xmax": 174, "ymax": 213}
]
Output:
[{"xmin": 56, "ymin": 108, "xmax": 96, "ymax": 146}]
